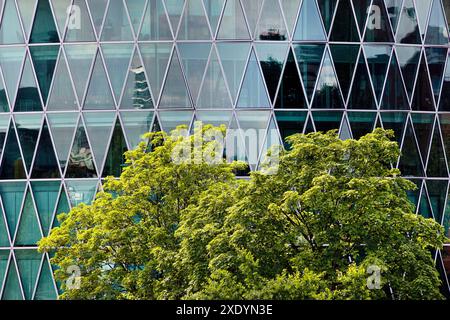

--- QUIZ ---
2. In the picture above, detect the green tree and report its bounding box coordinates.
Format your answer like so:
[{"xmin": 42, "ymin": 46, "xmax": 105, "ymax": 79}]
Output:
[{"xmin": 39, "ymin": 125, "xmax": 447, "ymax": 300}]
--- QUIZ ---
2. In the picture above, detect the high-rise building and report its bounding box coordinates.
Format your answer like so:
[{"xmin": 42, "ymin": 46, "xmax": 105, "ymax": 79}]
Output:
[{"xmin": 0, "ymin": 0, "xmax": 448, "ymax": 300}]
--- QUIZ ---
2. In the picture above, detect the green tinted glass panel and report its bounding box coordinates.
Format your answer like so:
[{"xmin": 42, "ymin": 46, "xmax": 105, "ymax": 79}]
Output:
[
  {"xmin": 158, "ymin": 110, "xmax": 193, "ymax": 132},
  {"xmin": 102, "ymin": 44, "xmax": 134, "ymax": 102},
  {"xmin": 49, "ymin": 0, "xmax": 71, "ymax": 36},
  {"xmin": 0, "ymin": 182, "xmax": 26, "ymax": 237},
  {"xmin": 15, "ymin": 191, "xmax": 41, "ymax": 247},
  {"xmin": 84, "ymin": 53, "xmax": 115, "ymax": 110},
  {"xmin": 0, "ymin": 47, "xmax": 25, "ymax": 105},
  {"xmin": 0, "ymin": 206, "xmax": 9, "ymax": 246},
  {"xmin": 16, "ymin": 0, "xmax": 37, "ymax": 38},
  {"xmin": 101, "ymin": 0, "xmax": 133, "ymax": 41},
  {"xmin": 330, "ymin": 0, "xmax": 359, "ymax": 41},
  {"xmin": 125, "ymin": 0, "xmax": 146, "ymax": 35},
  {"xmin": 2, "ymin": 261, "xmax": 23, "ymax": 300},
  {"xmin": 86, "ymin": 0, "xmax": 107, "ymax": 36},
  {"xmin": 120, "ymin": 111, "xmax": 154, "ymax": 149},
  {"xmin": 177, "ymin": 0, "xmax": 211, "ymax": 40},
  {"xmin": 419, "ymin": 187, "xmax": 434, "ymax": 219},
  {"xmin": 66, "ymin": 180, "xmax": 97, "ymax": 207},
  {"xmin": 164, "ymin": 0, "xmax": 185, "ymax": 32},
  {"xmin": 317, "ymin": 0, "xmax": 337, "ymax": 34},
  {"xmin": 348, "ymin": 112, "xmax": 376, "ymax": 139},
  {"xmin": 0, "ymin": 0, "xmax": 25, "ymax": 44},
  {"xmin": 312, "ymin": 111, "xmax": 343, "ymax": 133},
  {"xmin": 34, "ymin": 258, "xmax": 56, "ymax": 300},
  {"xmin": 241, "ymin": 0, "xmax": 263, "ymax": 37},
  {"xmin": 275, "ymin": 111, "xmax": 307, "ymax": 144},
  {"xmin": 381, "ymin": 112, "xmax": 407, "ymax": 144},
  {"xmin": 47, "ymin": 53, "xmax": 78, "ymax": 111},
  {"xmin": 30, "ymin": 0, "xmax": 59, "ymax": 43},
  {"xmin": 29, "ymin": 46, "xmax": 58, "ymax": 105},
  {"xmin": 15, "ymin": 249, "xmax": 41, "ymax": 299},
  {"xmin": 52, "ymin": 189, "xmax": 70, "ymax": 229},
  {"xmin": 0, "ymin": 251, "xmax": 9, "ymax": 289},
  {"xmin": 31, "ymin": 181, "xmax": 59, "ymax": 236},
  {"xmin": 195, "ymin": 111, "xmax": 232, "ymax": 127}
]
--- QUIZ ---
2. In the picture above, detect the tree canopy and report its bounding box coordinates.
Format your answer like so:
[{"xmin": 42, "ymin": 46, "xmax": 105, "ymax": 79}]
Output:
[{"xmin": 38, "ymin": 124, "xmax": 448, "ymax": 300}]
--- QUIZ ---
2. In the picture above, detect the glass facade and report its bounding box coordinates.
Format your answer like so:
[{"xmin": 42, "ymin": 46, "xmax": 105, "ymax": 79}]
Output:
[{"xmin": 0, "ymin": 0, "xmax": 448, "ymax": 299}]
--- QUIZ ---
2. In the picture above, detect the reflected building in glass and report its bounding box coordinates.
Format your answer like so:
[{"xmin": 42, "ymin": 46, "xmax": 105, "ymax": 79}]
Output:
[{"xmin": 0, "ymin": 0, "xmax": 448, "ymax": 299}]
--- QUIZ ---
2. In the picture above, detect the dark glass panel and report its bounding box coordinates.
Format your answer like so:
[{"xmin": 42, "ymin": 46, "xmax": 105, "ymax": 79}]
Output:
[
  {"xmin": 425, "ymin": 0, "xmax": 449, "ymax": 45},
  {"xmin": 427, "ymin": 126, "xmax": 448, "ymax": 177},
  {"xmin": 330, "ymin": 0, "xmax": 359, "ymax": 42},
  {"xmin": 364, "ymin": 0, "xmax": 394, "ymax": 42},
  {"xmin": 365, "ymin": 45, "xmax": 391, "ymax": 101},
  {"xmin": 65, "ymin": 124, "xmax": 97, "ymax": 178},
  {"xmin": 275, "ymin": 49, "xmax": 307, "ymax": 109},
  {"xmin": 419, "ymin": 186, "xmax": 434, "ymax": 219},
  {"xmin": 396, "ymin": 0, "xmax": 421, "ymax": 44},
  {"xmin": 384, "ymin": 0, "xmax": 402, "ymax": 31},
  {"xmin": 348, "ymin": 54, "xmax": 377, "ymax": 110},
  {"xmin": 30, "ymin": 0, "xmax": 59, "ymax": 43},
  {"xmin": 381, "ymin": 54, "xmax": 409, "ymax": 110},
  {"xmin": 398, "ymin": 121, "xmax": 424, "ymax": 177},
  {"xmin": 311, "ymin": 51, "xmax": 343, "ymax": 109},
  {"xmin": 348, "ymin": 112, "xmax": 376, "ymax": 139},
  {"xmin": 102, "ymin": 120, "xmax": 127, "ymax": 178},
  {"xmin": 412, "ymin": 56, "xmax": 435, "ymax": 111},
  {"xmin": 425, "ymin": 47, "xmax": 447, "ymax": 101},
  {"xmin": 411, "ymin": 113, "xmax": 434, "ymax": 161},
  {"xmin": 352, "ymin": 0, "xmax": 371, "ymax": 33},
  {"xmin": 439, "ymin": 52, "xmax": 450, "ymax": 111},
  {"xmin": 31, "ymin": 121, "xmax": 60, "ymax": 179},
  {"xmin": 317, "ymin": 0, "xmax": 337, "ymax": 34},
  {"xmin": 293, "ymin": 44, "xmax": 325, "ymax": 102},
  {"xmin": 329, "ymin": 44, "xmax": 359, "ymax": 100},
  {"xmin": 396, "ymin": 46, "xmax": 421, "ymax": 100},
  {"xmin": 0, "ymin": 127, "xmax": 26, "ymax": 179},
  {"xmin": 427, "ymin": 180, "xmax": 448, "ymax": 224},
  {"xmin": 381, "ymin": 112, "xmax": 407, "ymax": 144},
  {"xmin": 312, "ymin": 111, "xmax": 343, "ymax": 133},
  {"xmin": 440, "ymin": 114, "xmax": 450, "ymax": 169},
  {"xmin": 14, "ymin": 56, "xmax": 42, "ymax": 112},
  {"xmin": 275, "ymin": 111, "xmax": 307, "ymax": 144},
  {"xmin": 29, "ymin": 46, "xmax": 58, "ymax": 105},
  {"xmin": 15, "ymin": 114, "xmax": 41, "ymax": 172}
]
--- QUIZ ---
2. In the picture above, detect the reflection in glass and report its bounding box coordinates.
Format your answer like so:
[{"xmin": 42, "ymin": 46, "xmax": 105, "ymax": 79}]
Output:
[
  {"xmin": 140, "ymin": 0, "xmax": 172, "ymax": 40},
  {"xmin": 177, "ymin": 0, "xmax": 211, "ymax": 40},
  {"xmin": 217, "ymin": 0, "xmax": 250, "ymax": 39},
  {"xmin": 101, "ymin": 0, "xmax": 133, "ymax": 41},
  {"xmin": 256, "ymin": 0, "xmax": 287, "ymax": 41},
  {"xmin": 66, "ymin": 124, "xmax": 97, "ymax": 178},
  {"xmin": 294, "ymin": 0, "xmax": 326, "ymax": 41}
]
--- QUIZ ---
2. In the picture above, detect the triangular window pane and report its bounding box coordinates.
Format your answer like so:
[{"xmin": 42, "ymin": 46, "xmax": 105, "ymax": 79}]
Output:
[
  {"xmin": 0, "ymin": 114, "xmax": 8, "ymax": 153},
  {"xmin": 84, "ymin": 112, "xmax": 116, "ymax": 173},
  {"xmin": 197, "ymin": 49, "xmax": 232, "ymax": 109},
  {"xmin": 340, "ymin": 116, "xmax": 352, "ymax": 140},
  {"xmin": 14, "ymin": 55, "xmax": 42, "ymax": 112},
  {"xmin": 256, "ymin": 0, "xmax": 287, "ymax": 40},
  {"xmin": 294, "ymin": 0, "xmax": 326, "ymax": 41},
  {"xmin": 427, "ymin": 126, "xmax": 448, "ymax": 177},
  {"xmin": 217, "ymin": 42, "xmax": 250, "ymax": 103},
  {"xmin": 348, "ymin": 55, "xmax": 377, "ymax": 110},
  {"xmin": 412, "ymin": 56, "xmax": 435, "ymax": 111},
  {"xmin": 0, "ymin": 47, "xmax": 25, "ymax": 105},
  {"xmin": 411, "ymin": 113, "xmax": 434, "ymax": 161},
  {"xmin": 330, "ymin": 0, "xmax": 359, "ymax": 41},
  {"xmin": 84, "ymin": 52, "xmax": 115, "ymax": 110},
  {"xmin": 396, "ymin": 46, "xmax": 421, "ymax": 100},
  {"xmin": 311, "ymin": 51, "xmax": 344, "ymax": 109},
  {"xmin": 120, "ymin": 50, "xmax": 154, "ymax": 110},
  {"xmin": 204, "ymin": 0, "xmax": 225, "ymax": 35},
  {"xmin": 398, "ymin": 121, "xmax": 425, "ymax": 176},
  {"xmin": 195, "ymin": 110, "xmax": 232, "ymax": 127},
  {"xmin": 275, "ymin": 49, "xmax": 307, "ymax": 109},
  {"xmin": 0, "ymin": 0, "xmax": 25, "ymax": 44},
  {"xmin": 178, "ymin": 43, "xmax": 211, "ymax": 103},
  {"xmin": 120, "ymin": 111, "xmax": 154, "ymax": 149},
  {"xmin": 30, "ymin": 0, "xmax": 59, "ymax": 43},
  {"xmin": 415, "ymin": 0, "xmax": 432, "ymax": 37},
  {"xmin": 31, "ymin": 181, "xmax": 59, "ymax": 236},
  {"xmin": 330, "ymin": 44, "xmax": 359, "ymax": 100},
  {"xmin": 419, "ymin": 186, "xmax": 434, "ymax": 219},
  {"xmin": 0, "ymin": 67, "xmax": 9, "ymax": 112},
  {"xmin": 139, "ymin": 0, "xmax": 172, "ymax": 40},
  {"xmin": 352, "ymin": 0, "xmax": 371, "ymax": 33},
  {"xmin": 159, "ymin": 51, "xmax": 192, "ymax": 109},
  {"xmin": 158, "ymin": 110, "xmax": 193, "ymax": 133},
  {"xmin": 101, "ymin": 0, "xmax": 133, "ymax": 41},
  {"xmin": 384, "ymin": 0, "xmax": 403, "ymax": 32},
  {"xmin": 0, "ymin": 128, "xmax": 26, "ymax": 179},
  {"xmin": 102, "ymin": 120, "xmax": 127, "ymax": 178},
  {"xmin": 65, "ymin": 0, "xmax": 96, "ymax": 42},
  {"xmin": 0, "ymin": 182, "xmax": 26, "ymax": 237},
  {"xmin": 439, "ymin": 114, "xmax": 450, "ymax": 169},
  {"xmin": 15, "ymin": 191, "xmax": 42, "ymax": 246},
  {"xmin": 439, "ymin": 53, "xmax": 450, "ymax": 111},
  {"xmin": 16, "ymin": 0, "xmax": 37, "ymax": 39},
  {"xmin": 396, "ymin": 0, "xmax": 421, "ymax": 44},
  {"xmin": 49, "ymin": 0, "xmax": 71, "ymax": 36},
  {"xmin": 0, "ymin": 251, "xmax": 9, "ymax": 289},
  {"xmin": 255, "ymin": 43, "xmax": 288, "ymax": 101},
  {"xmin": 164, "ymin": 0, "xmax": 185, "ymax": 34},
  {"xmin": 348, "ymin": 112, "xmax": 376, "ymax": 139},
  {"xmin": 426, "ymin": 180, "xmax": 448, "ymax": 224},
  {"xmin": 237, "ymin": 50, "xmax": 271, "ymax": 108},
  {"xmin": 86, "ymin": 0, "xmax": 107, "ymax": 37},
  {"xmin": 2, "ymin": 260, "xmax": 23, "ymax": 300},
  {"xmin": 381, "ymin": 54, "xmax": 409, "ymax": 110},
  {"xmin": 305, "ymin": 115, "xmax": 315, "ymax": 133},
  {"xmin": 217, "ymin": 0, "xmax": 250, "ymax": 39},
  {"xmin": 15, "ymin": 114, "xmax": 42, "ymax": 172},
  {"xmin": 381, "ymin": 112, "xmax": 408, "ymax": 144},
  {"xmin": 31, "ymin": 121, "xmax": 60, "ymax": 179},
  {"xmin": 425, "ymin": 47, "xmax": 447, "ymax": 101},
  {"xmin": 47, "ymin": 113, "xmax": 78, "ymax": 171},
  {"xmin": 241, "ymin": 0, "xmax": 263, "ymax": 37},
  {"xmin": 294, "ymin": 44, "xmax": 325, "ymax": 102},
  {"xmin": 364, "ymin": 0, "xmax": 394, "ymax": 42},
  {"xmin": 64, "ymin": 44, "xmax": 97, "ymax": 102},
  {"xmin": 139, "ymin": 43, "xmax": 172, "ymax": 102},
  {"xmin": 317, "ymin": 0, "xmax": 337, "ymax": 34},
  {"xmin": 0, "ymin": 206, "xmax": 9, "ymax": 246},
  {"xmin": 52, "ymin": 188, "xmax": 70, "ymax": 229},
  {"xmin": 177, "ymin": 0, "xmax": 211, "ymax": 39},
  {"xmin": 65, "ymin": 180, "xmax": 97, "ymax": 207},
  {"xmin": 365, "ymin": 45, "xmax": 391, "ymax": 101},
  {"xmin": 123, "ymin": 0, "xmax": 145, "ymax": 36},
  {"xmin": 47, "ymin": 52, "xmax": 78, "ymax": 111},
  {"xmin": 425, "ymin": 0, "xmax": 449, "ymax": 44},
  {"xmin": 15, "ymin": 250, "xmax": 41, "ymax": 299},
  {"xmin": 34, "ymin": 257, "xmax": 56, "ymax": 300},
  {"xmin": 30, "ymin": 46, "xmax": 58, "ymax": 105},
  {"xmin": 102, "ymin": 44, "xmax": 134, "ymax": 103},
  {"xmin": 65, "ymin": 123, "xmax": 97, "ymax": 178}
]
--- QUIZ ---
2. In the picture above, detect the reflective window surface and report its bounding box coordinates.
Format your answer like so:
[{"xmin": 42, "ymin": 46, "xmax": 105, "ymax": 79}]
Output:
[{"xmin": 0, "ymin": 0, "xmax": 448, "ymax": 299}]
